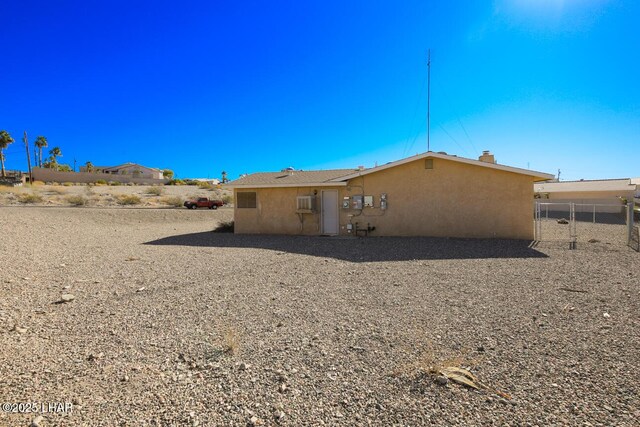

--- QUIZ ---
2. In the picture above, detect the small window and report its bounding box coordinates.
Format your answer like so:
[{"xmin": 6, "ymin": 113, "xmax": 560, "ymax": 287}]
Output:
[
  {"xmin": 425, "ymin": 159, "xmax": 434, "ymax": 169},
  {"xmin": 237, "ymin": 192, "xmax": 257, "ymax": 208}
]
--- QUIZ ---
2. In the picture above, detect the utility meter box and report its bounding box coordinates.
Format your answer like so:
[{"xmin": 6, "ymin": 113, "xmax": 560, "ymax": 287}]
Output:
[
  {"xmin": 364, "ymin": 195, "xmax": 374, "ymax": 207},
  {"xmin": 380, "ymin": 193, "xmax": 387, "ymax": 210},
  {"xmin": 352, "ymin": 195, "xmax": 363, "ymax": 210},
  {"xmin": 342, "ymin": 197, "xmax": 350, "ymax": 209}
]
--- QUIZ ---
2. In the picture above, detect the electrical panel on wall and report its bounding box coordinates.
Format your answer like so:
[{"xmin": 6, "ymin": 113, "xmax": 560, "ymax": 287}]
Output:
[
  {"xmin": 380, "ymin": 193, "xmax": 387, "ymax": 210},
  {"xmin": 352, "ymin": 195, "xmax": 363, "ymax": 210},
  {"xmin": 364, "ymin": 195, "xmax": 374, "ymax": 207}
]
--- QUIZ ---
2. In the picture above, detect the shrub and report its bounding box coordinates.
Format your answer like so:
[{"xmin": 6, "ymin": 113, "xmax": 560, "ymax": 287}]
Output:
[
  {"xmin": 197, "ymin": 181, "xmax": 215, "ymax": 190},
  {"xmin": 222, "ymin": 327, "xmax": 240, "ymax": 355},
  {"xmin": 160, "ymin": 196, "xmax": 182, "ymax": 207},
  {"xmin": 116, "ymin": 194, "xmax": 141, "ymax": 205},
  {"xmin": 221, "ymin": 194, "xmax": 233, "ymax": 205},
  {"xmin": 108, "ymin": 181, "xmax": 122, "ymax": 186},
  {"xmin": 146, "ymin": 186, "xmax": 164, "ymax": 196},
  {"xmin": 49, "ymin": 187, "xmax": 67, "ymax": 195},
  {"xmin": 18, "ymin": 193, "xmax": 43, "ymax": 204},
  {"xmin": 32, "ymin": 181, "xmax": 45, "ymax": 186},
  {"xmin": 167, "ymin": 179, "xmax": 185, "ymax": 186},
  {"xmin": 66, "ymin": 195, "xmax": 87, "ymax": 206},
  {"xmin": 95, "ymin": 180, "xmax": 107, "ymax": 186},
  {"xmin": 213, "ymin": 220, "xmax": 234, "ymax": 233},
  {"xmin": 62, "ymin": 182, "xmax": 74, "ymax": 186}
]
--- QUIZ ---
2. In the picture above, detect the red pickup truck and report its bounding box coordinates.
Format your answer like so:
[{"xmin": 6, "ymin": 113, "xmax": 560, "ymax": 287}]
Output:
[{"xmin": 183, "ymin": 198, "xmax": 224, "ymax": 210}]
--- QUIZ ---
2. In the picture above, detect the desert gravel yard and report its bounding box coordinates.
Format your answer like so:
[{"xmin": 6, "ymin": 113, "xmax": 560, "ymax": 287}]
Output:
[{"xmin": 1, "ymin": 207, "xmax": 638, "ymax": 426}]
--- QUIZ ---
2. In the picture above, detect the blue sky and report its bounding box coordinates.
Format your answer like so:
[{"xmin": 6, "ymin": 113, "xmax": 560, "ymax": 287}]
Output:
[{"xmin": 1, "ymin": 0, "xmax": 638, "ymax": 180}]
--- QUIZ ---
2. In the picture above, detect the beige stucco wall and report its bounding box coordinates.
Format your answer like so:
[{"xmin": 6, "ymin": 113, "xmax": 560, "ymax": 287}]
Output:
[
  {"xmin": 234, "ymin": 186, "xmax": 342, "ymax": 235},
  {"xmin": 235, "ymin": 157, "xmax": 537, "ymax": 239},
  {"xmin": 32, "ymin": 167, "xmax": 168, "ymax": 185}
]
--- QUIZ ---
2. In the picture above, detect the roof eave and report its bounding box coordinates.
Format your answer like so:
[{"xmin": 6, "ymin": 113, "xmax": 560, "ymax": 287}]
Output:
[{"xmin": 329, "ymin": 152, "xmax": 554, "ymax": 182}]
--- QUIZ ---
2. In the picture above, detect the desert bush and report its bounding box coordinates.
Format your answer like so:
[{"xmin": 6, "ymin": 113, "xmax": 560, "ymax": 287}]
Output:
[
  {"xmin": 18, "ymin": 193, "xmax": 43, "ymax": 204},
  {"xmin": 197, "ymin": 181, "xmax": 215, "ymax": 190},
  {"xmin": 221, "ymin": 194, "xmax": 233, "ymax": 205},
  {"xmin": 213, "ymin": 220, "xmax": 234, "ymax": 233},
  {"xmin": 32, "ymin": 181, "xmax": 45, "ymax": 186},
  {"xmin": 167, "ymin": 179, "xmax": 185, "ymax": 186},
  {"xmin": 48, "ymin": 187, "xmax": 67, "ymax": 195},
  {"xmin": 116, "ymin": 194, "xmax": 141, "ymax": 205},
  {"xmin": 160, "ymin": 196, "xmax": 182, "ymax": 207},
  {"xmin": 95, "ymin": 179, "xmax": 107, "ymax": 186},
  {"xmin": 66, "ymin": 195, "xmax": 87, "ymax": 206},
  {"xmin": 62, "ymin": 182, "xmax": 74, "ymax": 186},
  {"xmin": 146, "ymin": 186, "xmax": 164, "ymax": 196},
  {"xmin": 108, "ymin": 181, "xmax": 122, "ymax": 186}
]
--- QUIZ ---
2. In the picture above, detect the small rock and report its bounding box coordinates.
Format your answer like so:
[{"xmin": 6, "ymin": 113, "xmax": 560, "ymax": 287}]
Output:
[
  {"xmin": 239, "ymin": 362, "xmax": 250, "ymax": 371},
  {"xmin": 435, "ymin": 375, "xmax": 449, "ymax": 386},
  {"xmin": 249, "ymin": 415, "xmax": 259, "ymax": 425},
  {"xmin": 136, "ymin": 287, "xmax": 146, "ymax": 292},
  {"xmin": 557, "ymin": 218, "xmax": 569, "ymax": 224},
  {"xmin": 279, "ymin": 383, "xmax": 287, "ymax": 393},
  {"xmin": 477, "ymin": 345, "xmax": 485, "ymax": 352},
  {"xmin": 603, "ymin": 312, "xmax": 610, "ymax": 318},
  {"xmin": 72, "ymin": 397, "xmax": 82, "ymax": 405},
  {"xmin": 60, "ymin": 294, "xmax": 75, "ymax": 303},
  {"xmin": 12, "ymin": 325, "xmax": 28, "ymax": 334},
  {"xmin": 275, "ymin": 410, "xmax": 285, "ymax": 421},
  {"xmin": 122, "ymin": 375, "xmax": 129, "ymax": 382},
  {"xmin": 87, "ymin": 353, "xmax": 103, "ymax": 361},
  {"xmin": 30, "ymin": 415, "xmax": 44, "ymax": 427}
]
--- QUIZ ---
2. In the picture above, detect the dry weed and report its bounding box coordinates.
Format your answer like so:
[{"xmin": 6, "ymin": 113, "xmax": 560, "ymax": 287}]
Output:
[
  {"xmin": 66, "ymin": 195, "xmax": 87, "ymax": 206},
  {"xmin": 222, "ymin": 327, "xmax": 240, "ymax": 355},
  {"xmin": 17, "ymin": 193, "xmax": 44, "ymax": 204},
  {"xmin": 160, "ymin": 196, "xmax": 182, "ymax": 207},
  {"xmin": 116, "ymin": 194, "xmax": 141, "ymax": 205},
  {"xmin": 146, "ymin": 186, "xmax": 164, "ymax": 196}
]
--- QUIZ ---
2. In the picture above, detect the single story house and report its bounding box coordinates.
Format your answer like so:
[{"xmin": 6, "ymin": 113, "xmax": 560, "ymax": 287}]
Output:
[
  {"xmin": 534, "ymin": 178, "xmax": 636, "ymax": 213},
  {"xmin": 226, "ymin": 151, "xmax": 554, "ymax": 239},
  {"xmin": 81, "ymin": 163, "xmax": 164, "ymax": 180}
]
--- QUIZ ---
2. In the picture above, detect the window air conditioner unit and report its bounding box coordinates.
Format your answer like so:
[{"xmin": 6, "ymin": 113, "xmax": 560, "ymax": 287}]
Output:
[{"xmin": 296, "ymin": 195, "xmax": 315, "ymax": 212}]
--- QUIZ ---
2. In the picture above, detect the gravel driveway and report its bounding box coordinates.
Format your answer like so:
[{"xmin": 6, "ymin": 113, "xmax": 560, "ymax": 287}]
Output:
[{"xmin": 1, "ymin": 207, "xmax": 638, "ymax": 426}]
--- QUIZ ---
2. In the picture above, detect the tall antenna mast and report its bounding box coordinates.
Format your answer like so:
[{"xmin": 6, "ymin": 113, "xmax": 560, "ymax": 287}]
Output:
[{"xmin": 427, "ymin": 49, "xmax": 431, "ymax": 152}]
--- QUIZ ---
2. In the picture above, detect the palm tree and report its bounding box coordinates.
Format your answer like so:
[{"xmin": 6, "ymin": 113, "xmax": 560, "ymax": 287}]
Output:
[
  {"xmin": 0, "ymin": 130, "xmax": 15, "ymax": 177},
  {"xmin": 85, "ymin": 161, "xmax": 94, "ymax": 172},
  {"xmin": 48, "ymin": 146, "xmax": 62, "ymax": 168},
  {"xmin": 34, "ymin": 136, "xmax": 48, "ymax": 167},
  {"xmin": 221, "ymin": 170, "xmax": 228, "ymax": 183}
]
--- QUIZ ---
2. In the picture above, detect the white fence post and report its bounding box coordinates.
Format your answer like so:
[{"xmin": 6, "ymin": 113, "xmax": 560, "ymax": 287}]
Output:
[{"xmin": 628, "ymin": 201, "xmax": 635, "ymax": 245}]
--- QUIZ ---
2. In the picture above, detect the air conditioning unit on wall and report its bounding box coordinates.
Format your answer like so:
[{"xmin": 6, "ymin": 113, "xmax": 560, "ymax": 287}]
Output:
[{"xmin": 296, "ymin": 195, "xmax": 315, "ymax": 212}]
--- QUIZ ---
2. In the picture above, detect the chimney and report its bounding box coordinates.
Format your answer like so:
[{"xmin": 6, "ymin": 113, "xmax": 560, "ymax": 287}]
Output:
[{"xmin": 479, "ymin": 150, "xmax": 495, "ymax": 164}]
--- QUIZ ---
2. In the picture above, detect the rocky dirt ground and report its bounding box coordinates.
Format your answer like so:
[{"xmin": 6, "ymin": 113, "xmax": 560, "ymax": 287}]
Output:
[
  {"xmin": 0, "ymin": 183, "xmax": 231, "ymax": 208},
  {"xmin": 0, "ymin": 207, "xmax": 638, "ymax": 426}
]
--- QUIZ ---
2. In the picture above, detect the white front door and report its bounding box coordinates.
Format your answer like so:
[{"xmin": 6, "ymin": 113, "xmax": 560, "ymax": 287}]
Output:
[{"xmin": 321, "ymin": 190, "xmax": 339, "ymax": 235}]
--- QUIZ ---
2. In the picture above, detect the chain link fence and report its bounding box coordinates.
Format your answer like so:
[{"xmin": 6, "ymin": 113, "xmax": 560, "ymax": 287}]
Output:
[{"xmin": 534, "ymin": 201, "xmax": 636, "ymax": 250}]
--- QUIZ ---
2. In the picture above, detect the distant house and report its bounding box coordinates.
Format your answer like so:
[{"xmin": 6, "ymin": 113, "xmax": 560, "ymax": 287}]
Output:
[
  {"xmin": 534, "ymin": 178, "xmax": 636, "ymax": 212},
  {"xmin": 226, "ymin": 151, "xmax": 553, "ymax": 240},
  {"xmin": 81, "ymin": 163, "xmax": 164, "ymax": 180}
]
